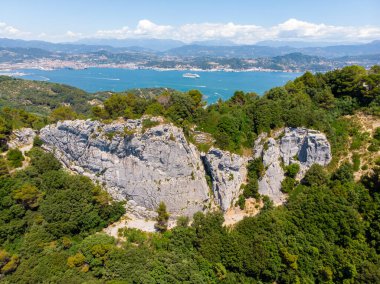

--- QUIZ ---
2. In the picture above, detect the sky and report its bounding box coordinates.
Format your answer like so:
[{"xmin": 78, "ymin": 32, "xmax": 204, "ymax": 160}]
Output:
[{"xmin": 1, "ymin": 0, "xmax": 380, "ymax": 44}]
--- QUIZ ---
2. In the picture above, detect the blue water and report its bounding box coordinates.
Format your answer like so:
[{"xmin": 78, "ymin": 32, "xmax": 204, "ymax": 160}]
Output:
[{"xmin": 14, "ymin": 68, "xmax": 301, "ymax": 103}]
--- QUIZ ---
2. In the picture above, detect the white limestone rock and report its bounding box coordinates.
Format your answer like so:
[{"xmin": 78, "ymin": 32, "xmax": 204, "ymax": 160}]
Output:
[
  {"xmin": 280, "ymin": 127, "xmax": 332, "ymax": 176},
  {"xmin": 255, "ymin": 127, "xmax": 331, "ymax": 204},
  {"xmin": 7, "ymin": 128, "xmax": 36, "ymax": 149},
  {"xmin": 40, "ymin": 119, "xmax": 210, "ymax": 216},
  {"xmin": 203, "ymin": 148, "xmax": 248, "ymax": 211},
  {"xmin": 258, "ymin": 138, "xmax": 286, "ymax": 205}
]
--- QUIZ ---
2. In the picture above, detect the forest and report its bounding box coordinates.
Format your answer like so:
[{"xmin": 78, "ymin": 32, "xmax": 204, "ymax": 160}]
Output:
[{"xmin": 0, "ymin": 65, "xmax": 379, "ymax": 283}]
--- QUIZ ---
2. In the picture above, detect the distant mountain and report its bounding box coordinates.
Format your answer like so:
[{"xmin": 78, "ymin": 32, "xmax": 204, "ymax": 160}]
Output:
[
  {"xmin": 0, "ymin": 47, "xmax": 54, "ymax": 63},
  {"xmin": 75, "ymin": 38, "xmax": 184, "ymax": 52},
  {"xmin": 165, "ymin": 44, "xmax": 296, "ymax": 58},
  {"xmin": 166, "ymin": 40, "xmax": 380, "ymax": 58},
  {"xmin": 299, "ymin": 40, "xmax": 380, "ymax": 57},
  {"xmin": 1, "ymin": 37, "xmax": 379, "ymax": 58},
  {"xmin": 255, "ymin": 40, "xmax": 362, "ymax": 48},
  {"xmin": 190, "ymin": 39, "xmax": 237, "ymax": 46},
  {"xmin": 0, "ymin": 38, "xmax": 145, "ymax": 54}
]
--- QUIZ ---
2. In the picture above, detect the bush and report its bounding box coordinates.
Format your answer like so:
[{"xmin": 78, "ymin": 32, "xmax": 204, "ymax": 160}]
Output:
[
  {"xmin": 374, "ymin": 127, "xmax": 380, "ymax": 140},
  {"xmin": 302, "ymin": 164, "xmax": 329, "ymax": 186},
  {"xmin": 67, "ymin": 253, "xmax": 86, "ymax": 268},
  {"xmin": 285, "ymin": 163, "xmax": 300, "ymax": 178},
  {"xmin": 142, "ymin": 119, "xmax": 159, "ymax": 132},
  {"xmin": 6, "ymin": 148, "xmax": 24, "ymax": 168},
  {"xmin": 333, "ymin": 162, "xmax": 354, "ymax": 183},
  {"xmin": 352, "ymin": 153, "xmax": 360, "ymax": 171},
  {"xmin": 236, "ymin": 195, "xmax": 246, "ymax": 210},
  {"xmin": 155, "ymin": 202, "xmax": 169, "ymax": 233},
  {"xmin": 281, "ymin": 177, "xmax": 296, "ymax": 193},
  {"xmin": 121, "ymin": 228, "xmax": 147, "ymax": 245},
  {"xmin": 33, "ymin": 136, "xmax": 44, "ymax": 147}
]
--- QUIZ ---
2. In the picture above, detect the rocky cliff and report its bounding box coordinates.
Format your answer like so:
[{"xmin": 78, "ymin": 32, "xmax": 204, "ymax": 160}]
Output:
[
  {"xmin": 254, "ymin": 127, "xmax": 332, "ymax": 204},
  {"xmin": 40, "ymin": 118, "xmax": 211, "ymax": 216},
  {"xmin": 39, "ymin": 119, "xmax": 331, "ymax": 216},
  {"xmin": 203, "ymin": 148, "xmax": 247, "ymax": 211}
]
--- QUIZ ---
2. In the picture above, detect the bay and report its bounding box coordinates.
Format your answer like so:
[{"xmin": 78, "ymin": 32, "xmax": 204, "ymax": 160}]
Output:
[{"xmin": 15, "ymin": 68, "xmax": 301, "ymax": 103}]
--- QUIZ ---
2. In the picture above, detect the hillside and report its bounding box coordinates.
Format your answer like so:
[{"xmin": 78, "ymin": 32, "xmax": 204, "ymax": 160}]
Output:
[
  {"xmin": 0, "ymin": 65, "xmax": 379, "ymax": 283},
  {"xmin": 1, "ymin": 38, "xmax": 380, "ymax": 71}
]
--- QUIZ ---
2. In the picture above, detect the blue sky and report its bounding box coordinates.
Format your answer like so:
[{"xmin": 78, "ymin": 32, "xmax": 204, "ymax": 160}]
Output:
[{"xmin": 1, "ymin": 0, "xmax": 380, "ymax": 43}]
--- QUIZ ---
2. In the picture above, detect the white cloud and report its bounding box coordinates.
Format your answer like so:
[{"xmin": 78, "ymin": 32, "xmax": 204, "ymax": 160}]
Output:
[
  {"xmin": 96, "ymin": 19, "xmax": 173, "ymax": 39},
  {"xmin": 93, "ymin": 18, "xmax": 380, "ymax": 44},
  {"xmin": 1, "ymin": 19, "xmax": 380, "ymax": 44},
  {"xmin": 135, "ymin": 19, "xmax": 172, "ymax": 36},
  {"xmin": 66, "ymin": 30, "xmax": 83, "ymax": 39},
  {"xmin": 0, "ymin": 22, "xmax": 28, "ymax": 37}
]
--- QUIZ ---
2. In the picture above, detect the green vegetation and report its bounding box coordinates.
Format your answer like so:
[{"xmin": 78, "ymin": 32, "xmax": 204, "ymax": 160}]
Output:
[
  {"xmin": 0, "ymin": 76, "xmax": 105, "ymax": 115},
  {"xmin": 0, "ymin": 146, "xmax": 125, "ymax": 282},
  {"xmin": 6, "ymin": 149, "xmax": 24, "ymax": 168},
  {"xmin": 154, "ymin": 202, "xmax": 170, "ymax": 233},
  {"xmin": 8, "ymin": 165, "xmax": 375, "ymax": 283},
  {"xmin": 89, "ymin": 65, "xmax": 380, "ymax": 157},
  {"xmin": 0, "ymin": 65, "xmax": 380, "ymax": 282}
]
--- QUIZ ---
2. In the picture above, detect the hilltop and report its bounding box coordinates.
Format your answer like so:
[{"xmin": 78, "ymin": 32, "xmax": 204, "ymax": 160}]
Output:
[{"xmin": 0, "ymin": 65, "xmax": 379, "ymax": 283}]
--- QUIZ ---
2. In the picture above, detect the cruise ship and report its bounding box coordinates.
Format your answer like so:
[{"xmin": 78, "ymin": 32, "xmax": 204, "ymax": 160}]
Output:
[{"xmin": 182, "ymin": 73, "xmax": 200, "ymax": 78}]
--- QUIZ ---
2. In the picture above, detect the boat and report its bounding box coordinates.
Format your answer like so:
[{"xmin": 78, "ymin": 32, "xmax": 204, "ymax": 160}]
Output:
[{"xmin": 182, "ymin": 73, "xmax": 200, "ymax": 78}]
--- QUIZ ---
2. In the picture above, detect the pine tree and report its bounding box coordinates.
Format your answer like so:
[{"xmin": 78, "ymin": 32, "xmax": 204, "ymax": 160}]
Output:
[{"xmin": 154, "ymin": 202, "xmax": 169, "ymax": 233}]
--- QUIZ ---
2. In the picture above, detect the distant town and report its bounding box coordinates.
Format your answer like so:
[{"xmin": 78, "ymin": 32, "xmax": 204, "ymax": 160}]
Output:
[{"xmin": 0, "ymin": 38, "xmax": 379, "ymax": 73}]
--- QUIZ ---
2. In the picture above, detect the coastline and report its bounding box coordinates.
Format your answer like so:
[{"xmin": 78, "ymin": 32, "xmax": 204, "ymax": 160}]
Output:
[{"xmin": 0, "ymin": 60, "xmax": 306, "ymax": 74}]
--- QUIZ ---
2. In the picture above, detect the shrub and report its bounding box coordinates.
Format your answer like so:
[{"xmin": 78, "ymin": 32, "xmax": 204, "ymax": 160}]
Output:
[
  {"xmin": 333, "ymin": 162, "xmax": 354, "ymax": 183},
  {"xmin": 281, "ymin": 177, "xmax": 296, "ymax": 193},
  {"xmin": 6, "ymin": 148, "xmax": 24, "ymax": 168},
  {"xmin": 236, "ymin": 195, "xmax": 246, "ymax": 210},
  {"xmin": 155, "ymin": 202, "xmax": 169, "ymax": 233},
  {"xmin": 33, "ymin": 136, "xmax": 44, "ymax": 147},
  {"xmin": 122, "ymin": 228, "xmax": 147, "ymax": 245},
  {"xmin": 374, "ymin": 127, "xmax": 380, "ymax": 140},
  {"xmin": 286, "ymin": 163, "xmax": 300, "ymax": 178},
  {"xmin": 302, "ymin": 164, "xmax": 329, "ymax": 186},
  {"xmin": 142, "ymin": 119, "xmax": 159, "ymax": 132},
  {"xmin": 352, "ymin": 153, "xmax": 360, "ymax": 171},
  {"xmin": 67, "ymin": 253, "xmax": 86, "ymax": 268}
]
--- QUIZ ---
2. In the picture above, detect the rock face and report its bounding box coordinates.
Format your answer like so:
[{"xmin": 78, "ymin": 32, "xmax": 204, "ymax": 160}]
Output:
[
  {"xmin": 203, "ymin": 148, "xmax": 247, "ymax": 211},
  {"xmin": 40, "ymin": 118, "xmax": 210, "ymax": 216},
  {"xmin": 258, "ymin": 138, "xmax": 286, "ymax": 205},
  {"xmin": 280, "ymin": 128, "xmax": 332, "ymax": 175},
  {"xmin": 7, "ymin": 128, "xmax": 36, "ymax": 149},
  {"xmin": 40, "ymin": 118, "xmax": 332, "ymax": 214},
  {"xmin": 254, "ymin": 127, "xmax": 331, "ymax": 204}
]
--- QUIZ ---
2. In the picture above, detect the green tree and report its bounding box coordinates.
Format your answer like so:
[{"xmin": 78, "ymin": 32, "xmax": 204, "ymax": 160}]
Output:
[
  {"xmin": 286, "ymin": 163, "xmax": 300, "ymax": 178},
  {"xmin": 333, "ymin": 162, "xmax": 354, "ymax": 183},
  {"xmin": 155, "ymin": 202, "xmax": 169, "ymax": 233},
  {"xmin": 13, "ymin": 184, "xmax": 43, "ymax": 210},
  {"xmin": 6, "ymin": 148, "xmax": 24, "ymax": 168},
  {"xmin": 49, "ymin": 105, "xmax": 78, "ymax": 123},
  {"xmin": 302, "ymin": 164, "xmax": 329, "ymax": 186}
]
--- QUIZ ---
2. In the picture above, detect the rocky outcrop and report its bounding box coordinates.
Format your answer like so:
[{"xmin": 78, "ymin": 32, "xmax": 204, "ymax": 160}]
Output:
[
  {"xmin": 254, "ymin": 127, "xmax": 331, "ymax": 204},
  {"xmin": 280, "ymin": 128, "xmax": 332, "ymax": 176},
  {"xmin": 7, "ymin": 128, "xmax": 36, "ymax": 149},
  {"xmin": 40, "ymin": 118, "xmax": 332, "ymax": 215},
  {"xmin": 203, "ymin": 148, "xmax": 247, "ymax": 211},
  {"xmin": 40, "ymin": 118, "xmax": 210, "ymax": 216},
  {"xmin": 258, "ymin": 138, "xmax": 286, "ymax": 205}
]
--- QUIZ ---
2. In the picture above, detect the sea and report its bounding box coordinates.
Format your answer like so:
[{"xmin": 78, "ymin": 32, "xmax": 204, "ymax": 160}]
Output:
[{"xmin": 5, "ymin": 68, "xmax": 302, "ymax": 103}]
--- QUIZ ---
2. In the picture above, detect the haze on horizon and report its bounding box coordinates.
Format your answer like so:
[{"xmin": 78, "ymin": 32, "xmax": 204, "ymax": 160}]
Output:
[{"xmin": 1, "ymin": 0, "xmax": 380, "ymax": 45}]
